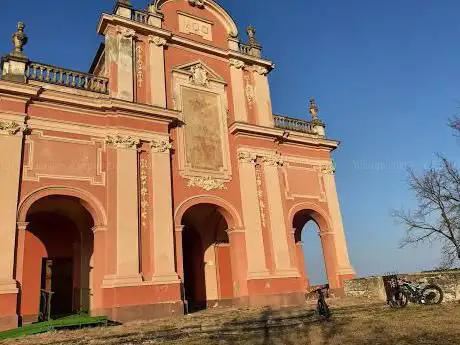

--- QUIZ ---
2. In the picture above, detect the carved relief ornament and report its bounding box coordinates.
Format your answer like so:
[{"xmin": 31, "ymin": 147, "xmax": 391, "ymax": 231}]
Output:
[
  {"xmin": 262, "ymin": 154, "xmax": 284, "ymax": 167},
  {"xmin": 237, "ymin": 151, "xmax": 257, "ymax": 164},
  {"xmin": 151, "ymin": 138, "xmax": 173, "ymax": 153},
  {"xmin": 105, "ymin": 135, "xmax": 140, "ymax": 149},
  {"xmin": 229, "ymin": 58, "xmax": 245, "ymax": 69},
  {"xmin": 140, "ymin": 159, "xmax": 149, "ymax": 227},
  {"xmin": 190, "ymin": 65, "xmax": 209, "ymax": 87},
  {"xmin": 149, "ymin": 35, "xmax": 167, "ymax": 46},
  {"xmin": 0, "ymin": 121, "xmax": 25, "ymax": 136},
  {"xmin": 254, "ymin": 66, "xmax": 269, "ymax": 76},
  {"xmin": 188, "ymin": 0, "xmax": 205, "ymax": 8},
  {"xmin": 187, "ymin": 176, "xmax": 227, "ymax": 191},
  {"xmin": 321, "ymin": 164, "xmax": 336, "ymax": 175},
  {"xmin": 116, "ymin": 26, "xmax": 136, "ymax": 39}
]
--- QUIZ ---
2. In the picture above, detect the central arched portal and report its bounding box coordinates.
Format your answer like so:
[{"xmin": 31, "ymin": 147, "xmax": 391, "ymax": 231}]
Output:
[
  {"xmin": 19, "ymin": 195, "xmax": 95, "ymax": 322},
  {"xmin": 181, "ymin": 203, "xmax": 234, "ymax": 312}
]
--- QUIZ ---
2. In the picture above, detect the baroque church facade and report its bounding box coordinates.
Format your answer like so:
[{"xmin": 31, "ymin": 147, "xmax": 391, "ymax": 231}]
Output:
[{"xmin": 0, "ymin": 0, "xmax": 354, "ymax": 330}]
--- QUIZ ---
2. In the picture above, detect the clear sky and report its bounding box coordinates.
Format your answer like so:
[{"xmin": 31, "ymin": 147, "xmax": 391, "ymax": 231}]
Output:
[{"xmin": 1, "ymin": 0, "xmax": 459, "ymax": 281}]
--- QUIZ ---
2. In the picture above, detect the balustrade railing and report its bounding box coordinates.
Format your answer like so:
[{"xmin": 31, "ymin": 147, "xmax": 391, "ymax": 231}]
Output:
[
  {"xmin": 132, "ymin": 10, "xmax": 148, "ymax": 24},
  {"xmin": 238, "ymin": 42, "xmax": 261, "ymax": 58},
  {"xmin": 274, "ymin": 115, "xmax": 314, "ymax": 134},
  {"xmin": 26, "ymin": 62, "xmax": 109, "ymax": 94}
]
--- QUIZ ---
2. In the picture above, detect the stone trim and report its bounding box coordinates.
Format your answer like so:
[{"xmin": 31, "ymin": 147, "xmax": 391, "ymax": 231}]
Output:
[
  {"xmin": 187, "ymin": 176, "xmax": 227, "ymax": 191},
  {"xmin": 150, "ymin": 138, "xmax": 172, "ymax": 153},
  {"xmin": 106, "ymin": 134, "xmax": 140, "ymax": 149}
]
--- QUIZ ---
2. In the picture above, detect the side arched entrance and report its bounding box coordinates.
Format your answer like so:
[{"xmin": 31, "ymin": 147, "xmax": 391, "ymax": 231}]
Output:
[
  {"xmin": 16, "ymin": 188, "xmax": 107, "ymax": 323},
  {"xmin": 180, "ymin": 203, "xmax": 234, "ymax": 312},
  {"xmin": 292, "ymin": 207, "xmax": 340, "ymax": 290}
]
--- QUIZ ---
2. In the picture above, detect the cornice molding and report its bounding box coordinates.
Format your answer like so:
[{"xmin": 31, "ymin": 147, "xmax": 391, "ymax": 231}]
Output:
[{"xmin": 230, "ymin": 122, "xmax": 340, "ymax": 151}]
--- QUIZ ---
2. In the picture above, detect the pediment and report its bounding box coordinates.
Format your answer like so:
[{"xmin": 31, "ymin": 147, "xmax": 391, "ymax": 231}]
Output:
[{"xmin": 172, "ymin": 61, "xmax": 226, "ymax": 86}]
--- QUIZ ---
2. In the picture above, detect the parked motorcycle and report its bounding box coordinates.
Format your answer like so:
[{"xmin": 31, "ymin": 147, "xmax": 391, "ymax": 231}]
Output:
[{"xmin": 389, "ymin": 278, "xmax": 443, "ymax": 308}]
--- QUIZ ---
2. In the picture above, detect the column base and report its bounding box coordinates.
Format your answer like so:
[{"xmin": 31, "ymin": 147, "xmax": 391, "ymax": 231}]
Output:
[{"xmin": 0, "ymin": 291, "xmax": 18, "ymax": 331}]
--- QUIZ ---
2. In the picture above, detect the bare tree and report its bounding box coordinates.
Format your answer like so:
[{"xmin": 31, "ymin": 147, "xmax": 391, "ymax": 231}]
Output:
[
  {"xmin": 393, "ymin": 156, "xmax": 460, "ymax": 268},
  {"xmin": 449, "ymin": 116, "xmax": 460, "ymax": 136}
]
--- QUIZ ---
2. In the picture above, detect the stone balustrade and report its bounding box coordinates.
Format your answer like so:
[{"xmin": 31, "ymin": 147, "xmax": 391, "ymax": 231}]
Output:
[
  {"xmin": 273, "ymin": 115, "xmax": 315, "ymax": 134},
  {"xmin": 239, "ymin": 42, "xmax": 261, "ymax": 58},
  {"xmin": 132, "ymin": 10, "xmax": 149, "ymax": 24},
  {"xmin": 26, "ymin": 62, "xmax": 109, "ymax": 94}
]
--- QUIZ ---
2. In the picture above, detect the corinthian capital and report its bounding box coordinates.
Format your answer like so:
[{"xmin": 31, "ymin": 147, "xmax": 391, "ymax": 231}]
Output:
[
  {"xmin": 262, "ymin": 154, "xmax": 284, "ymax": 167},
  {"xmin": 149, "ymin": 35, "xmax": 167, "ymax": 46},
  {"xmin": 0, "ymin": 121, "xmax": 26, "ymax": 136},
  {"xmin": 117, "ymin": 26, "xmax": 136, "ymax": 38},
  {"xmin": 229, "ymin": 58, "xmax": 245, "ymax": 69},
  {"xmin": 237, "ymin": 151, "xmax": 257, "ymax": 164},
  {"xmin": 254, "ymin": 66, "xmax": 269, "ymax": 76},
  {"xmin": 151, "ymin": 138, "xmax": 173, "ymax": 153},
  {"xmin": 106, "ymin": 135, "xmax": 140, "ymax": 149}
]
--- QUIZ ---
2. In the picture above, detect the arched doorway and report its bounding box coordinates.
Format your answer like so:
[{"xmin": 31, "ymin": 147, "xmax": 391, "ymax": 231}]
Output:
[
  {"xmin": 181, "ymin": 203, "xmax": 233, "ymax": 312},
  {"xmin": 19, "ymin": 195, "xmax": 95, "ymax": 322},
  {"xmin": 293, "ymin": 208, "xmax": 338, "ymax": 290}
]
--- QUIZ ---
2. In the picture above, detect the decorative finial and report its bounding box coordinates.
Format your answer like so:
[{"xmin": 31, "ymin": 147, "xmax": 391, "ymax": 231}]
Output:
[
  {"xmin": 309, "ymin": 97, "xmax": 319, "ymax": 120},
  {"xmin": 11, "ymin": 22, "xmax": 28, "ymax": 58},
  {"xmin": 246, "ymin": 25, "xmax": 260, "ymax": 47}
]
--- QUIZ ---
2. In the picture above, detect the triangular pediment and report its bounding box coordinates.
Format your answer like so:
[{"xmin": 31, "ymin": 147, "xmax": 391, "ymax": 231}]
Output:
[{"xmin": 172, "ymin": 60, "xmax": 225, "ymax": 84}]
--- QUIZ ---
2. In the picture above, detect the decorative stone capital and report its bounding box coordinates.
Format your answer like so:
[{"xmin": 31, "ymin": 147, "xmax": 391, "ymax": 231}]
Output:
[
  {"xmin": 116, "ymin": 26, "xmax": 136, "ymax": 39},
  {"xmin": 262, "ymin": 154, "xmax": 284, "ymax": 167},
  {"xmin": 237, "ymin": 151, "xmax": 257, "ymax": 164},
  {"xmin": 225, "ymin": 227, "xmax": 245, "ymax": 235},
  {"xmin": 175, "ymin": 225, "xmax": 185, "ymax": 233},
  {"xmin": 149, "ymin": 35, "xmax": 167, "ymax": 47},
  {"xmin": 106, "ymin": 135, "xmax": 140, "ymax": 149},
  {"xmin": 188, "ymin": 0, "xmax": 205, "ymax": 9},
  {"xmin": 229, "ymin": 58, "xmax": 245, "ymax": 69},
  {"xmin": 254, "ymin": 66, "xmax": 269, "ymax": 76},
  {"xmin": 17, "ymin": 222, "xmax": 29, "ymax": 231},
  {"xmin": 151, "ymin": 138, "xmax": 173, "ymax": 153},
  {"xmin": 187, "ymin": 176, "xmax": 227, "ymax": 191},
  {"xmin": 321, "ymin": 164, "xmax": 335, "ymax": 175},
  {"xmin": 0, "ymin": 121, "xmax": 26, "ymax": 136}
]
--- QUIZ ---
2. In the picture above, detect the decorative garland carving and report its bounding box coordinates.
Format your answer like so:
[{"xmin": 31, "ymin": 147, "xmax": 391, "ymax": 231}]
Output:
[
  {"xmin": 187, "ymin": 176, "xmax": 227, "ymax": 191},
  {"xmin": 135, "ymin": 44, "xmax": 144, "ymax": 88},
  {"xmin": 229, "ymin": 58, "xmax": 245, "ymax": 69},
  {"xmin": 140, "ymin": 159, "xmax": 149, "ymax": 227},
  {"xmin": 245, "ymin": 83, "xmax": 255, "ymax": 107},
  {"xmin": 149, "ymin": 35, "xmax": 167, "ymax": 46},
  {"xmin": 255, "ymin": 165, "xmax": 266, "ymax": 228},
  {"xmin": 0, "ymin": 121, "xmax": 24, "ymax": 135},
  {"xmin": 105, "ymin": 135, "xmax": 140, "ymax": 149},
  {"xmin": 151, "ymin": 138, "xmax": 172, "ymax": 153}
]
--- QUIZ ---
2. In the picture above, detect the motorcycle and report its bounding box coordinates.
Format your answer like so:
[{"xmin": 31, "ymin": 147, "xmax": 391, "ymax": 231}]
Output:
[{"xmin": 389, "ymin": 278, "xmax": 443, "ymax": 308}]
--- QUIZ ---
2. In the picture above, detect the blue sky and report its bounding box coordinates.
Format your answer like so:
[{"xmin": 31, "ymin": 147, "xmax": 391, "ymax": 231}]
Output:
[{"xmin": 1, "ymin": 0, "xmax": 459, "ymax": 281}]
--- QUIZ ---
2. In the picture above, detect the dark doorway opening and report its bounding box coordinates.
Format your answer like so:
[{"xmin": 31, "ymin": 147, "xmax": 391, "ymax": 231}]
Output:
[{"xmin": 40, "ymin": 258, "xmax": 74, "ymax": 318}]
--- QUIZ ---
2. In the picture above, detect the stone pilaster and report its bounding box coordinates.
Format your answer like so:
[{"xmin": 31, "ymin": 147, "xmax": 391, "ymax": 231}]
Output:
[
  {"xmin": 106, "ymin": 135, "xmax": 142, "ymax": 285},
  {"xmin": 252, "ymin": 66, "xmax": 273, "ymax": 127},
  {"xmin": 262, "ymin": 154, "xmax": 297, "ymax": 276},
  {"xmin": 150, "ymin": 138, "xmax": 179, "ymax": 283},
  {"xmin": 321, "ymin": 166, "xmax": 355, "ymax": 278},
  {"xmin": 237, "ymin": 151, "xmax": 269, "ymax": 278},
  {"xmin": 229, "ymin": 59, "xmax": 248, "ymax": 122},
  {"xmin": 0, "ymin": 117, "xmax": 26, "ymax": 293},
  {"xmin": 148, "ymin": 35, "xmax": 167, "ymax": 108}
]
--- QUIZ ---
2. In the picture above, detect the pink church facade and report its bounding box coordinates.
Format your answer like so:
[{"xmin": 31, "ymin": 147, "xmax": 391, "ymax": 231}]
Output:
[{"xmin": 0, "ymin": 0, "xmax": 355, "ymax": 330}]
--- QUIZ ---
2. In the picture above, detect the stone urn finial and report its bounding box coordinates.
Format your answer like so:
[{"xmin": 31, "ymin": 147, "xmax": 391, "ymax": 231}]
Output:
[
  {"xmin": 246, "ymin": 25, "xmax": 260, "ymax": 47},
  {"xmin": 11, "ymin": 21, "xmax": 28, "ymax": 58},
  {"xmin": 309, "ymin": 96, "xmax": 319, "ymax": 120}
]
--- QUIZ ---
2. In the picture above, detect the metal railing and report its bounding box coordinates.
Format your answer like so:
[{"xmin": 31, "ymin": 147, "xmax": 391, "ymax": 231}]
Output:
[
  {"xmin": 26, "ymin": 62, "xmax": 109, "ymax": 94},
  {"xmin": 274, "ymin": 115, "xmax": 315, "ymax": 134}
]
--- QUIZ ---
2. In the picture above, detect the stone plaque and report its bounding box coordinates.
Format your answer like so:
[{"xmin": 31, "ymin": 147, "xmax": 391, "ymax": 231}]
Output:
[
  {"xmin": 178, "ymin": 13, "xmax": 213, "ymax": 41},
  {"xmin": 182, "ymin": 87, "xmax": 224, "ymax": 172}
]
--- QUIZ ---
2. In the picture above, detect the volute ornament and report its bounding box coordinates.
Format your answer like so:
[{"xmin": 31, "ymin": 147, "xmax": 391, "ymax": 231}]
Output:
[
  {"xmin": 254, "ymin": 66, "xmax": 269, "ymax": 76},
  {"xmin": 229, "ymin": 58, "xmax": 245, "ymax": 69},
  {"xmin": 117, "ymin": 26, "xmax": 136, "ymax": 38}
]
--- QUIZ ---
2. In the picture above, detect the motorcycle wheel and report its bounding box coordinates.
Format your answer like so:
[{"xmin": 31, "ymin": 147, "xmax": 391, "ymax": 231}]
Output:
[
  {"xmin": 389, "ymin": 290, "xmax": 408, "ymax": 308},
  {"xmin": 421, "ymin": 285, "xmax": 443, "ymax": 305}
]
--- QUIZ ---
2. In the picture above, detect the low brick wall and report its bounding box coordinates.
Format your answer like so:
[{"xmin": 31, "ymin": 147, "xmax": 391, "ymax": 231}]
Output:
[{"xmin": 344, "ymin": 270, "xmax": 460, "ymax": 302}]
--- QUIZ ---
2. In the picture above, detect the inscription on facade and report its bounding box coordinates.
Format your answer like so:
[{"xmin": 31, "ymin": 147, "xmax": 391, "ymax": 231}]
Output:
[{"xmin": 178, "ymin": 13, "xmax": 213, "ymax": 41}]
